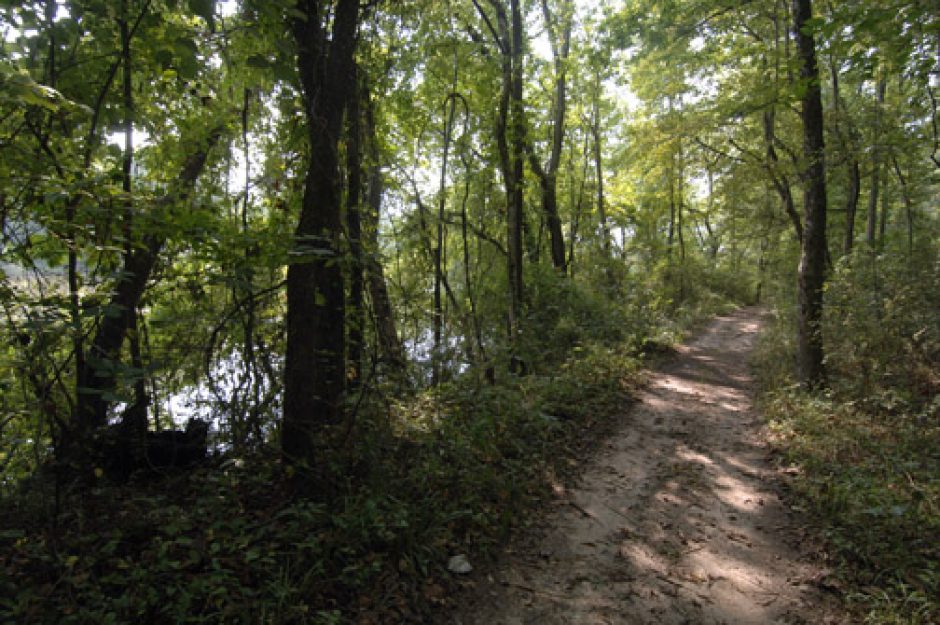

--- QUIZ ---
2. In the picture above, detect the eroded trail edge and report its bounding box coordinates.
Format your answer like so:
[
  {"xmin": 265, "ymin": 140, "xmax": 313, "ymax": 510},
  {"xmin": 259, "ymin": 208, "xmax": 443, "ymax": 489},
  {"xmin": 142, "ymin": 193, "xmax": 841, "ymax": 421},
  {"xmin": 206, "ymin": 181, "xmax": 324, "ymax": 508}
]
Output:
[{"xmin": 442, "ymin": 308, "xmax": 845, "ymax": 625}]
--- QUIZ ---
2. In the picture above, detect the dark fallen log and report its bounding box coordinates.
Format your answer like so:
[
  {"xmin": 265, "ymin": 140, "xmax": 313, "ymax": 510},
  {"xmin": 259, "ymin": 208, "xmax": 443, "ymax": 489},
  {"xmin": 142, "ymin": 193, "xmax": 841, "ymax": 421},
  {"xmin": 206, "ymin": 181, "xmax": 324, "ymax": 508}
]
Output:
[
  {"xmin": 101, "ymin": 418, "xmax": 209, "ymax": 481},
  {"xmin": 143, "ymin": 418, "xmax": 209, "ymax": 470}
]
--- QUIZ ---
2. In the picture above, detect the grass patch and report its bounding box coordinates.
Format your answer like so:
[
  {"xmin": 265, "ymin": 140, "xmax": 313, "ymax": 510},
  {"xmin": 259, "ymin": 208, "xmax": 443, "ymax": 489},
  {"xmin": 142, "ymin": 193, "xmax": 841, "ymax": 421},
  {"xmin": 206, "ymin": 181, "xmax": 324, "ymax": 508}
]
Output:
[{"xmin": 763, "ymin": 389, "xmax": 940, "ymax": 624}]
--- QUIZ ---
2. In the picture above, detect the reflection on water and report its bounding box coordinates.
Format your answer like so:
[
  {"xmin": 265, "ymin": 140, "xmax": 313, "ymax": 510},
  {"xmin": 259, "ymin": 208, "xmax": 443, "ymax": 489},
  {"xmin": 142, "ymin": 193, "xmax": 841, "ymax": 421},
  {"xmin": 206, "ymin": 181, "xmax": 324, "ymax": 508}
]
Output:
[{"xmin": 158, "ymin": 351, "xmax": 281, "ymax": 449}]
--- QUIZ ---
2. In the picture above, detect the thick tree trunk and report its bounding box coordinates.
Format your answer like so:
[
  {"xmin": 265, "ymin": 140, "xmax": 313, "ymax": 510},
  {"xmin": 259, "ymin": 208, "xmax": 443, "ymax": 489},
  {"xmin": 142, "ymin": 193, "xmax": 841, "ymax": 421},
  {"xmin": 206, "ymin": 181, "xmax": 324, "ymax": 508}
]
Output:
[
  {"xmin": 283, "ymin": 0, "xmax": 360, "ymax": 472},
  {"xmin": 793, "ymin": 0, "xmax": 828, "ymax": 390},
  {"xmin": 541, "ymin": 173, "xmax": 567, "ymax": 270}
]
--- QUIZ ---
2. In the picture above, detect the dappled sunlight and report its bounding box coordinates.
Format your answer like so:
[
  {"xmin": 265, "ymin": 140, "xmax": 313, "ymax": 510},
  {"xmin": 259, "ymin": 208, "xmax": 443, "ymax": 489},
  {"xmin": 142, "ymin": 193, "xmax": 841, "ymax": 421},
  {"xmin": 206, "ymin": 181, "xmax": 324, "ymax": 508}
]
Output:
[
  {"xmin": 430, "ymin": 313, "xmax": 848, "ymax": 625},
  {"xmin": 675, "ymin": 447, "xmax": 715, "ymax": 467},
  {"xmin": 447, "ymin": 310, "xmax": 843, "ymax": 624},
  {"xmin": 712, "ymin": 472, "xmax": 767, "ymax": 513},
  {"xmin": 718, "ymin": 452, "xmax": 768, "ymax": 477}
]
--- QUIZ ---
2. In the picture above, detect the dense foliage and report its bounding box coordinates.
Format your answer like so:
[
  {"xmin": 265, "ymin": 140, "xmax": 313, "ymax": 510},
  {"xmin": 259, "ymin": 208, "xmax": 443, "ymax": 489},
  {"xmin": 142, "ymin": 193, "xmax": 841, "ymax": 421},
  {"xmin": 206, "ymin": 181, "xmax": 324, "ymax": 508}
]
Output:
[{"xmin": 1, "ymin": 0, "xmax": 937, "ymax": 622}]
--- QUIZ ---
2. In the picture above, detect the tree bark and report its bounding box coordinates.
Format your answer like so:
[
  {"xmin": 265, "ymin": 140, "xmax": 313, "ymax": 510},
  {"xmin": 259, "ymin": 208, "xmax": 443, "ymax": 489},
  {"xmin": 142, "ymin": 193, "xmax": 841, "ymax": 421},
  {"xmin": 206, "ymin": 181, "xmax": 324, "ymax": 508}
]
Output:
[
  {"xmin": 567, "ymin": 131, "xmax": 590, "ymax": 273},
  {"xmin": 667, "ymin": 163, "xmax": 675, "ymax": 251},
  {"xmin": 793, "ymin": 0, "xmax": 828, "ymax": 389},
  {"xmin": 283, "ymin": 0, "xmax": 360, "ymax": 472},
  {"xmin": 432, "ymin": 69, "xmax": 459, "ymax": 385}
]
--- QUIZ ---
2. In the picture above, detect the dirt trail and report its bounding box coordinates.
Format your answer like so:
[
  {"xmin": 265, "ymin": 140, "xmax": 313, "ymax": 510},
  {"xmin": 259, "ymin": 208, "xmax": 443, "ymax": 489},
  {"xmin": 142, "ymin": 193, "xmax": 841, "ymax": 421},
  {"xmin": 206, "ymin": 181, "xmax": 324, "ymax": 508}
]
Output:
[{"xmin": 438, "ymin": 308, "xmax": 848, "ymax": 625}]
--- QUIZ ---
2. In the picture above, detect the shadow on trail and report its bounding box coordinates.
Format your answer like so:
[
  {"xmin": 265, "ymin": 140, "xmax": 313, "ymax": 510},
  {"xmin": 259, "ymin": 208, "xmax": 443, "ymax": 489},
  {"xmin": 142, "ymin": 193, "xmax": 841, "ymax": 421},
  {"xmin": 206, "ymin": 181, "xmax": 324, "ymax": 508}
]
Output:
[{"xmin": 439, "ymin": 309, "xmax": 844, "ymax": 625}]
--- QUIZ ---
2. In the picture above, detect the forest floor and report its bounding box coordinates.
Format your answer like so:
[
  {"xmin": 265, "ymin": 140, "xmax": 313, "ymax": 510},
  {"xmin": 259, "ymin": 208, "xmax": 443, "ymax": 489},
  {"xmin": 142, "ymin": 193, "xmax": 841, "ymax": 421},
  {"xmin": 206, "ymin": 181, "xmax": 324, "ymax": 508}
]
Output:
[{"xmin": 434, "ymin": 308, "xmax": 851, "ymax": 625}]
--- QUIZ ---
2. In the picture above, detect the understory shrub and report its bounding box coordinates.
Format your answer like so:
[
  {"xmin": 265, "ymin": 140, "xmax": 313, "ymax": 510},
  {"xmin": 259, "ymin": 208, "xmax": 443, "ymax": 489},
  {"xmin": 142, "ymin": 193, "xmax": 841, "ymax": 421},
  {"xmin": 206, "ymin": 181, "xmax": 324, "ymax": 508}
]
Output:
[
  {"xmin": 1, "ymin": 333, "xmax": 648, "ymax": 624},
  {"xmin": 756, "ymin": 249, "xmax": 940, "ymax": 624}
]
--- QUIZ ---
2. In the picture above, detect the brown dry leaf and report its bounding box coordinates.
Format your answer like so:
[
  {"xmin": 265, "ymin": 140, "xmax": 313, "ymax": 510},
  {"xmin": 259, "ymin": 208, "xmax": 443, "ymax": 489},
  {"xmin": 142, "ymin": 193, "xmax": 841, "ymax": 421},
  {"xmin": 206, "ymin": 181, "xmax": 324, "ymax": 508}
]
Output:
[{"xmin": 423, "ymin": 582, "xmax": 447, "ymax": 603}]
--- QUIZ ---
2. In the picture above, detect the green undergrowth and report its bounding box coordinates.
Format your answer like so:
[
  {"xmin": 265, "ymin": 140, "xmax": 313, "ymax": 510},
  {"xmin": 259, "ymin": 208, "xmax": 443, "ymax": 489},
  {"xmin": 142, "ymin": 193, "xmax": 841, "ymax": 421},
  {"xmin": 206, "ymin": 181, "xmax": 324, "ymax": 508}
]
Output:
[
  {"xmin": 1, "ymin": 268, "xmax": 739, "ymax": 624},
  {"xmin": 1, "ymin": 342, "xmax": 647, "ymax": 624},
  {"xmin": 763, "ymin": 390, "xmax": 939, "ymax": 624},
  {"xmin": 756, "ymin": 254, "xmax": 940, "ymax": 624}
]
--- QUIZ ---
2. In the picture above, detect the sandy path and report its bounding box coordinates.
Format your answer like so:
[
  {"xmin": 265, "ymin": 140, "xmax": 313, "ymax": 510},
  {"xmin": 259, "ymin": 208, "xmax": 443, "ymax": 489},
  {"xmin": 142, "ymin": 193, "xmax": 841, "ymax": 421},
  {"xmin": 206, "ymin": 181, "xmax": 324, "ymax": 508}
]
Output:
[{"xmin": 438, "ymin": 308, "xmax": 847, "ymax": 625}]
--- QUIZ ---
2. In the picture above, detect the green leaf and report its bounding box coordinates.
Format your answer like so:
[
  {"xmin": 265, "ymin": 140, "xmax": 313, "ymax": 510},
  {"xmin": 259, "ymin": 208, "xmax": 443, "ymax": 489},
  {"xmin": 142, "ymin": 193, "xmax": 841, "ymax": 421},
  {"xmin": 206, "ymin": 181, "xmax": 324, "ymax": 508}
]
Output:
[
  {"xmin": 174, "ymin": 37, "xmax": 199, "ymax": 57},
  {"xmin": 156, "ymin": 49, "xmax": 175, "ymax": 69}
]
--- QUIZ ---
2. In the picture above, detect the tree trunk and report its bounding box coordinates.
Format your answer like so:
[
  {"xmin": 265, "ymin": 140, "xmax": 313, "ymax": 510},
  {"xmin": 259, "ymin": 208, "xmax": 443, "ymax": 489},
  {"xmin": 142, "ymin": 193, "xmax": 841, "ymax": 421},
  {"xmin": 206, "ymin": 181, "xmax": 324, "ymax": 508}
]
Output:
[
  {"xmin": 763, "ymin": 109, "xmax": 803, "ymax": 243},
  {"xmin": 827, "ymin": 52, "xmax": 861, "ymax": 255},
  {"xmin": 238, "ymin": 87, "xmax": 262, "ymax": 447},
  {"xmin": 892, "ymin": 156, "xmax": 914, "ymax": 258},
  {"xmin": 507, "ymin": 0, "xmax": 525, "ymax": 371},
  {"xmin": 346, "ymin": 65, "xmax": 365, "ymax": 390},
  {"xmin": 793, "ymin": 0, "xmax": 828, "ymax": 390},
  {"xmin": 74, "ymin": 131, "xmax": 221, "ymax": 437},
  {"xmin": 362, "ymin": 87, "xmax": 405, "ymax": 372},
  {"xmin": 867, "ymin": 77, "xmax": 886, "ymax": 247},
  {"xmin": 460, "ymin": 169, "xmax": 488, "ymax": 377},
  {"xmin": 432, "ymin": 54, "xmax": 459, "ymax": 385},
  {"xmin": 667, "ymin": 166, "xmax": 675, "ymax": 252},
  {"xmin": 763, "ymin": 9, "xmax": 803, "ymax": 245},
  {"xmin": 283, "ymin": 0, "xmax": 360, "ymax": 473},
  {"xmin": 526, "ymin": 0, "xmax": 570, "ymax": 273},
  {"xmin": 677, "ymin": 175, "xmax": 685, "ymax": 262},
  {"xmin": 843, "ymin": 160, "xmax": 860, "ymax": 255},
  {"xmin": 487, "ymin": 0, "xmax": 525, "ymax": 370},
  {"xmin": 118, "ymin": 4, "xmax": 148, "ymax": 461},
  {"xmin": 568, "ymin": 132, "xmax": 590, "ymax": 273},
  {"xmin": 591, "ymin": 80, "xmax": 610, "ymax": 256}
]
